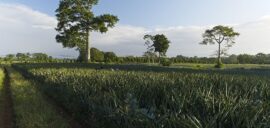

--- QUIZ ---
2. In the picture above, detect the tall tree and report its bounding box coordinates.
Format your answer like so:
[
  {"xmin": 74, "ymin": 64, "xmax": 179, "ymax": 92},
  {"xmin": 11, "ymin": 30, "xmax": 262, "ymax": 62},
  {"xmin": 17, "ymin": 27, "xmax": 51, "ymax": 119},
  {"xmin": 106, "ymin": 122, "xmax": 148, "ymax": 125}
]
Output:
[
  {"xmin": 55, "ymin": 0, "xmax": 119, "ymax": 63},
  {"xmin": 143, "ymin": 34, "xmax": 170, "ymax": 63},
  {"xmin": 200, "ymin": 25, "xmax": 239, "ymax": 67},
  {"xmin": 143, "ymin": 37, "xmax": 157, "ymax": 63},
  {"xmin": 143, "ymin": 51, "xmax": 157, "ymax": 63}
]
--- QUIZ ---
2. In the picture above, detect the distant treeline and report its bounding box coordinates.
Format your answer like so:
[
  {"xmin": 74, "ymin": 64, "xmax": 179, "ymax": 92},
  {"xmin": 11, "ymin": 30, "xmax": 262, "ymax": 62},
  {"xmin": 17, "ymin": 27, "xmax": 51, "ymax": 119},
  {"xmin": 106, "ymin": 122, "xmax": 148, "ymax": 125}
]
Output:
[
  {"xmin": 118, "ymin": 53, "xmax": 270, "ymax": 64},
  {"xmin": 172, "ymin": 53, "xmax": 270, "ymax": 64},
  {"xmin": 0, "ymin": 53, "xmax": 55, "ymax": 63},
  {"xmin": 1, "ymin": 49, "xmax": 270, "ymax": 64},
  {"xmin": 89, "ymin": 49, "xmax": 270, "ymax": 64}
]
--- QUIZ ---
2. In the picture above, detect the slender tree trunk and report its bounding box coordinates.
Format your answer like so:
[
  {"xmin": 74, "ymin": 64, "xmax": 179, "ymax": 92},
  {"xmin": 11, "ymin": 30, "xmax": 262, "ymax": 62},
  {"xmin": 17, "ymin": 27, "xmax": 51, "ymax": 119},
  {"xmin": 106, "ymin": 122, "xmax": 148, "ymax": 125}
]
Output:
[
  {"xmin": 158, "ymin": 53, "xmax": 161, "ymax": 64},
  {"xmin": 85, "ymin": 31, "xmax": 91, "ymax": 63},
  {"xmin": 218, "ymin": 42, "xmax": 221, "ymax": 65}
]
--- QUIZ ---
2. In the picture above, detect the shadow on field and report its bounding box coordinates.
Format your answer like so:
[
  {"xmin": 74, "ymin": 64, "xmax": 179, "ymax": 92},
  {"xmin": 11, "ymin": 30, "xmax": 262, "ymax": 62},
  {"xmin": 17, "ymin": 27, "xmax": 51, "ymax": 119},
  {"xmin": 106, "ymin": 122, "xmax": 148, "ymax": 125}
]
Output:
[
  {"xmin": 0, "ymin": 68, "xmax": 15, "ymax": 128},
  {"xmin": 13, "ymin": 63, "xmax": 270, "ymax": 76}
]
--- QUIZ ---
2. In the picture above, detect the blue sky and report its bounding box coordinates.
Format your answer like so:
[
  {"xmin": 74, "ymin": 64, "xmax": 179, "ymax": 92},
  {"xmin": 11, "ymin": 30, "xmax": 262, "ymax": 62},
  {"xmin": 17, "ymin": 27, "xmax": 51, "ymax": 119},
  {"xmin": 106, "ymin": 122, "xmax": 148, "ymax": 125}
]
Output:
[
  {"xmin": 1, "ymin": 0, "xmax": 270, "ymax": 57},
  {"xmin": 3, "ymin": 0, "xmax": 270, "ymax": 27}
]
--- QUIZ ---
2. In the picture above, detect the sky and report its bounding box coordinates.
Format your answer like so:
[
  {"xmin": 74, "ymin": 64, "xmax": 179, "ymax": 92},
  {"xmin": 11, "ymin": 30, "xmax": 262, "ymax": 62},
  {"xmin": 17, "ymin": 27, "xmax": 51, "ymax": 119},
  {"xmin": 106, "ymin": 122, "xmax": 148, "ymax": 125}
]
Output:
[{"xmin": 1, "ymin": 0, "xmax": 270, "ymax": 58}]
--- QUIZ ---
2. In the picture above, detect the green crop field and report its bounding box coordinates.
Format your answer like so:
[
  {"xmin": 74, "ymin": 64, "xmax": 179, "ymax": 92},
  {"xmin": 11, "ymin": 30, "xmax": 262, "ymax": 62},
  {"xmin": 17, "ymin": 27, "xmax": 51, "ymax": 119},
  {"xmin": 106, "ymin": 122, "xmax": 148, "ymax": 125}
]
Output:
[
  {"xmin": 11, "ymin": 63, "xmax": 270, "ymax": 128},
  {"xmin": 2, "ymin": 0, "xmax": 270, "ymax": 127}
]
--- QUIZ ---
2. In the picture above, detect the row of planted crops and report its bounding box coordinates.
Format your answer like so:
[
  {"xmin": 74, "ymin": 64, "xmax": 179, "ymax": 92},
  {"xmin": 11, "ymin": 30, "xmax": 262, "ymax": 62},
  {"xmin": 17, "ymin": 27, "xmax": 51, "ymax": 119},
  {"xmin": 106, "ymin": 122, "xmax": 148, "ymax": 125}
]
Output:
[{"xmin": 13, "ymin": 63, "xmax": 270, "ymax": 128}]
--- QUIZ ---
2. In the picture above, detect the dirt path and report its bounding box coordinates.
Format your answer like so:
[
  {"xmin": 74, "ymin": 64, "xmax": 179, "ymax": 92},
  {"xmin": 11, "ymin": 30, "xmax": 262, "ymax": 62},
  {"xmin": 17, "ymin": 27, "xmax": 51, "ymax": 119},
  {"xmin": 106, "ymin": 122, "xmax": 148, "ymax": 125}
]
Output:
[{"xmin": 0, "ymin": 68, "xmax": 15, "ymax": 128}]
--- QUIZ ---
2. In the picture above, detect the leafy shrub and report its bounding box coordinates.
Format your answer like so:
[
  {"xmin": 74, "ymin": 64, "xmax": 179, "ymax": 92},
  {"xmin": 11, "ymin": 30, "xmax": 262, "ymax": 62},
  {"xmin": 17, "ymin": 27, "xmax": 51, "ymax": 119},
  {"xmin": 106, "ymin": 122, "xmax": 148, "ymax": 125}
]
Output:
[
  {"xmin": 215, "ymin": 63, "xmax": 224, "ymax": 68},
  {"xmin": 160, "ymin": 58, "xmax": 172, "ymax": 66}
]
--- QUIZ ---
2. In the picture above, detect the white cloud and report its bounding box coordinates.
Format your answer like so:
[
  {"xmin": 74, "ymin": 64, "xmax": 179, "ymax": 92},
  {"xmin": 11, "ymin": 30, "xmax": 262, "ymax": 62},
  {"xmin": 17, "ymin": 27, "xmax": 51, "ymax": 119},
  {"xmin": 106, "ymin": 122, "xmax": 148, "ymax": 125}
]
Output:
[
  {"xmin": 0, "ymin": 3, "xmax": 270, "ymax": 58},
  {"xmin": 0, "ymin": 3, "xmax": 76, "ymax": 58},
  {"xmin": 94, "ymin": 25, "xmax": 217, "ymax": 57},
  {"xmin": 96, "ymin": 18, "xmax": 270, "ymax": 57},
  {"xmin": 0, "ymin": 3, "xmax": 57, "ymax": 29}
]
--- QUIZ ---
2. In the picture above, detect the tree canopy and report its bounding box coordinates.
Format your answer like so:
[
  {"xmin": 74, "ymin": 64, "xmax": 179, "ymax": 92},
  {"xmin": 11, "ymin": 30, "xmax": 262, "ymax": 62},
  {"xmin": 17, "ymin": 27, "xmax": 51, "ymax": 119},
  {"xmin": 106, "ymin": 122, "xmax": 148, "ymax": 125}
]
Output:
[
  {"xmin": 55, "ymin": 0, "xmax": 119, "ymax": 62},
  {"xmin": 90, "ymin": 47, "xmax": 104, "ymax": 62},
  {"xmin": 200, "ymin": 25, "xmax": 240, "ymax": 67},
  {"xmin": 143, "ymin": 34, "xmax": 171, "ymax": 63}
]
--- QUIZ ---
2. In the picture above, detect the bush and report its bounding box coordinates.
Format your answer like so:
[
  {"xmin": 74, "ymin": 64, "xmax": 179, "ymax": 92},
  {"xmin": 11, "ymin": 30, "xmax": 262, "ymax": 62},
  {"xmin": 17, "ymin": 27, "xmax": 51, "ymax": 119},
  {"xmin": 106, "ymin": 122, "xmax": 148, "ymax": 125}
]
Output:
[
  {"xmin": 215, "ymin": 62, "xmax": 224, "ymax": 68},
  {"xmin": 160, "ymin": 58, "xmax": 172, "ymax": 66}
]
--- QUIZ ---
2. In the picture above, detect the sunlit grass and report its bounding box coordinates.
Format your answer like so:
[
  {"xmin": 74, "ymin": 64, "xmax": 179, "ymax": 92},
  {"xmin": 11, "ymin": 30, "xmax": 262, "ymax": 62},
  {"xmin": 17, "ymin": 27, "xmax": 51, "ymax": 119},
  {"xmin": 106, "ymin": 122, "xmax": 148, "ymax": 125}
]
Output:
[
  {"xmin": 0, "ymin": 69, "xmax": 4, "ymax": 86},
  {"xmin": 8, "ymin": 68, "xmax": 70, "ymax": 128},
  {"xmin": 0, "ymin": 69, "xmax": 5, "ymax": 125}
]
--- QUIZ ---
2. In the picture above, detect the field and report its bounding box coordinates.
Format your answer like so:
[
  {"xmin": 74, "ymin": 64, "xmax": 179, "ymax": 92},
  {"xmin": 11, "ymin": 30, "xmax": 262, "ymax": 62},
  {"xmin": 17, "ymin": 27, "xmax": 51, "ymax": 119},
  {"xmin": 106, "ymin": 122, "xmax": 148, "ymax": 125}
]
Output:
[
  {"xmin": 3, "ymin": 0, "xmax": 270, "ymax": 127},
  {"xmin": 5, "ymin": 63, "xmax": 268, "ymax": 128}
]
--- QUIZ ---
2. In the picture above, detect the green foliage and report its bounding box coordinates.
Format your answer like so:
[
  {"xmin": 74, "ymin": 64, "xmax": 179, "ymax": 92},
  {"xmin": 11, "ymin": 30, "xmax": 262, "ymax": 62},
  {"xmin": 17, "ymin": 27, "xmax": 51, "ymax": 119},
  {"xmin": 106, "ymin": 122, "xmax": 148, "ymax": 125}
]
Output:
[
  {"xmin": 55, "ymin": 0, "xmax": 119, "ymax": 62},
  {"xmin": 91, "ymin": 48, "xmax": 104, "ymax": 62},
  {"xmin": 144, "ymin": 34, "xmax": 170, "ymax": 58},
  {"xmin": 201, "ymin": 25, "xmax": 240, "ymax": 66},
  {"xmin": 214, "ymin": 63, "xmax": 224, "ymax": 68},
  {"xmin": 14, "ymin": 63, "xmax": 270, "ymax": 128},
  {"xmin": 160, "ymin": 58, "xmax": 172, "ymax": 66},
  {"xmin": 16, "ymin": 53, "xmax": 30, "ymax": 61},
  {"xmin": 8, "ymin": 68, "xmax": 69, "ymax": 128},
  {"xmin": 233, "ymin": 53, "xmax": 270, "ymax": 64},
  {"xmin": 4, "ymin": 54, "xmax": 15, "ymax": 61},
  {"xmin": 2, "ymin": 53, "xmax": 54, "ymax": 63},
  {"xmin": 223, "ymin": 54, "xmax": 238, "ymax": 64},
  {"xmin": 104, "ymin": 52, "xmax": 117, "ymax": 63},
  {"xmin": 0, "ymin": 69, "xmax": 4, "ymax": 87},
  {"xmin": 201, "ymin": 25, "xmax": 240, "ymax": 45},
  {"xmin": 32, "ymin": 53, "xmax": 49, "ymax": 62},
  {"xmin": 143, "ymin": 52, "xmax": 157, "ymax": 64}
]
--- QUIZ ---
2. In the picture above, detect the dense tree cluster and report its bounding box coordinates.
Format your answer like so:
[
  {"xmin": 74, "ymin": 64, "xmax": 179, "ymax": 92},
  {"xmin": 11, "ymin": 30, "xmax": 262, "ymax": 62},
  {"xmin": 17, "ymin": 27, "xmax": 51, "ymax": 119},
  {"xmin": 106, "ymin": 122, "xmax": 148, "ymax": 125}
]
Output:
[
  {"xmin": 1, "ymin": 51, "xmax": 270, "ymax": 64},
  {"xmin": 172, "ymin": 53, "xmax": 270, "ymax": 64},
  {"xmin": 0, "ymin": 53, "xmax": 53, "ymax": 63},
  {"xmin": 88, "ymin": 48, "xmax": 118, "ymax": 63},
  {"xmin": 143, "ymin": 34, "xmax": 170, "ymax": 63},
  {"xmin": 236, "ymin": 53, "xmax": 270, "ymax": 64},
  {"xmin": 89, "ymin": 49, "xmax": 270, "ymax": 64}
]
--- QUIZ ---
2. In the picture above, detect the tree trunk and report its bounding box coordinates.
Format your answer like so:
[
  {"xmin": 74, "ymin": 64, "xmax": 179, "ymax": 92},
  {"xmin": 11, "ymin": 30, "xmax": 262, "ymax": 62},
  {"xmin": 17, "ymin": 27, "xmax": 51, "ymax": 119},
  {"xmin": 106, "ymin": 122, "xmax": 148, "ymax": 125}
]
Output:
[
  {"xmin": 158, "ymin": 53, "xmax": 161, "ymax": 64},
  {"xmin": 218, "ymin": 42, "xmax": 221, "ymax": 65},
  {"xmin": 85, "ymin": 31, "xmax": 91, "ymax": 63},
  {"xmin": 158, "ymin": 52, "xmax": 161, "ymax": 65}
]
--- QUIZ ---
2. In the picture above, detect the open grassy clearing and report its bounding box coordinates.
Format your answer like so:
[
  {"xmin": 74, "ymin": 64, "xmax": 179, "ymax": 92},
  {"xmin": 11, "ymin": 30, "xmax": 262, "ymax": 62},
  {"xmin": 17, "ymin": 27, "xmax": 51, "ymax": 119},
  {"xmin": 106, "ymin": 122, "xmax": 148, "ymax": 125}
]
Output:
[
  {"xmin": 7, "ymin": 67, "xmax": 70, "ymax": 128},
  {"xmin": 14, "ymin": 63, "xmax": 270, "ymax": 128}
]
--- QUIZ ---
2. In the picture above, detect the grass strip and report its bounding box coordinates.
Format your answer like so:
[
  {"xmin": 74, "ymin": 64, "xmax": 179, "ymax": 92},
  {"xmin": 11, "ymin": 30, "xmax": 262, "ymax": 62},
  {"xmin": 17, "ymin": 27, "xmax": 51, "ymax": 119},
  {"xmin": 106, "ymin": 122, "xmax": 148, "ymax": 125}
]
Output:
[{"xmin": 8, "ymin": 67, "xmax": 70, "ymax": 128}]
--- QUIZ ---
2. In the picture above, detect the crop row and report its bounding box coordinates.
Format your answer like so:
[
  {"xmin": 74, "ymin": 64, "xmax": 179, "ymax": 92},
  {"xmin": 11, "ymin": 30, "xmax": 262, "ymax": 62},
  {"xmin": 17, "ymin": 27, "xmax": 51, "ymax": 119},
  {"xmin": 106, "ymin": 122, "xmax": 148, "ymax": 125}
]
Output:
[{"xmin": 13, "ymin": 64, "xmax": 270, "ymax": 128}]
